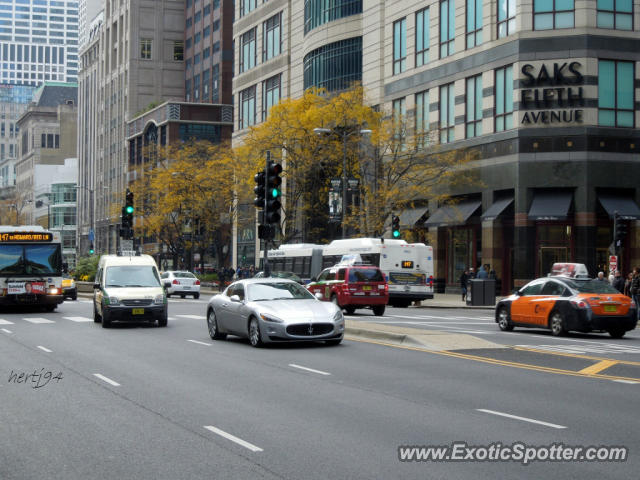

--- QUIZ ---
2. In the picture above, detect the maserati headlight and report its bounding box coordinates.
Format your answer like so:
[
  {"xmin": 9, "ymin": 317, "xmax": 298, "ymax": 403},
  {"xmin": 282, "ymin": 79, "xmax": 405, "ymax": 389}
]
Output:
[
  {"xmin": 154, "ymin": 294, "xmax": 166, "ymax": 305},
  {"xmin": 260, "ymin": 313, "xmax": 284, "ymax": 323},
  {"xmin": 333, "ymin": 310, "xmax": 344, "ymax": 322}
]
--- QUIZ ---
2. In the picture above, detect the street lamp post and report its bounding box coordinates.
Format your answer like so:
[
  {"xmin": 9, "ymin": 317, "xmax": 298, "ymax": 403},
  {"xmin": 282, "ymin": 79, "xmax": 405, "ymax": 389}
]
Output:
[{"xmin": 314, "ymin": 127, "xmax": 371, "ymax": 239}]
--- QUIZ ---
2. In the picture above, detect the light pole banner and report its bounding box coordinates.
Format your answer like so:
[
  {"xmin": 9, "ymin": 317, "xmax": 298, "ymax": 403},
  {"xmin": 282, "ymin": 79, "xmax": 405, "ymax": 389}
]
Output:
[{"xmin": 329, "ymin": 178, "xmax": 342, "ymax": 222}]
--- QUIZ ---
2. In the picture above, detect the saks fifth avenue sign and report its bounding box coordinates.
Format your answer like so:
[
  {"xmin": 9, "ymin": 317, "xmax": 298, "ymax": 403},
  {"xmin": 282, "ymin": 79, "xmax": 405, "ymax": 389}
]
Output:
[{"xmin": 520, "ymin": 62, "xmax": 584, "ymax": 125}]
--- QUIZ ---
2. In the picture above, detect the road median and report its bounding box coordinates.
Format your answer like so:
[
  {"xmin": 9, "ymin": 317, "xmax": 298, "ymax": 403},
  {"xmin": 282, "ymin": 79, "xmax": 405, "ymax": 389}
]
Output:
[{"xmin": 345, "ymin": 320, "xmax": 504, "ymax": 351}]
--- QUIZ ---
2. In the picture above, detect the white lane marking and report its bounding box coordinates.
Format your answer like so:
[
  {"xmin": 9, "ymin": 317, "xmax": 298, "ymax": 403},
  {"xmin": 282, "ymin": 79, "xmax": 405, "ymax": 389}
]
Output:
[
  {"xmin": 515, "ymin": 344, "xmax": 640, "ymax": 355},
  {"xmin": 389, "ymin": 314, "xmax": 494, "ymax": 321},
  {"xmin": 369, "ymin": 321, "xmax": 491, "ymax": 335},
  {"xmin": 204, "ymin": 425, "xmax": 263, "ymax": 452},
  {"xmin": 289, "ymin": 363, "xmax": 331, "ymax": 376},
  {"xmin": 612, "ymin": 379, "xmax": 639, "ymax": 385},
  {"xmin": 64, "ymin": 316, "xmax": 92, "ymax": 322},
  {"xmin": 77, "ymin": 300, "xmax": 93, "ymax": 304},
  {"xmin": 477, "ymin": 409, "xmax": 566, "ymax": 429},
  {"xmin": 23, "ymin": 317, "xmax": 55, "ymax": 324},
  {"xmin": 0, "ymin": 319, "xmax": 14, "ymax": 324},
  {"xmin": 187, "ymin": 339, "xmax": 212, "ymax": 346},
  {"xmin": 177, "ymin": 315, "xmax": 204, "ymax": 320},
  {"xmin": 37, "ymin": 345, "xmax": 52, "ymax": 353},
  {"xmin": 93, "ymin": 373, "xmax": 120, "ymax": 386},
  {"xmin": 1, "ymin": 328, "xmax": 12, "ymax": 333}
]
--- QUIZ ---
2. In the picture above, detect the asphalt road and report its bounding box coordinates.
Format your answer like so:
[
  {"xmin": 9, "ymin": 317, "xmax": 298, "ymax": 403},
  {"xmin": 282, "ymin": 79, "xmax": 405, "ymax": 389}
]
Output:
[
  {"xmin": 346, "ymin": 305, "xmax": 640, "ymax": 362},
  {"xmin": 1, "ymin": 296, "xmax": 638, "ymax": 479}
]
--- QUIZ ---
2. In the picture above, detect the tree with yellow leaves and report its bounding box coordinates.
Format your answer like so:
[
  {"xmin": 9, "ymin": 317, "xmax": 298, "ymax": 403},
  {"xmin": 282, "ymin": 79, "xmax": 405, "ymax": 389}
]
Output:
[
  {"xmin": 131, "ymin": 140, "xmax": 246, "ymax": 269},
  {"xmin": 237, "ymin": 85, "xmax": 477, "ymax": 243}
]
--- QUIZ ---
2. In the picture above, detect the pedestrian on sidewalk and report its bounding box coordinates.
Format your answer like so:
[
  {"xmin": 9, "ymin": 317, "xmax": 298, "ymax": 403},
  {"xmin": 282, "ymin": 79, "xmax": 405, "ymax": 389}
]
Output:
[
  {"xmin": 477, "ymin": 265, "xmax": 488, "ymax": 279},
  {"xmin": 460, "ymin": 269, "xmax": 470, "ymax": 302},
  {"xmin": 596, "ymin": 271, "xmax": 607, "ymax": 282},
  {"xmin": 612, "ymin": 270, "xmax": 625, "ymax": 294},
  {"xmin": 624, "ymin": 272, "xmax": 633, "ymax": 297},
  {"xmin": 630, "ymin": 267, "xmax": 640, "ymax": 315}
]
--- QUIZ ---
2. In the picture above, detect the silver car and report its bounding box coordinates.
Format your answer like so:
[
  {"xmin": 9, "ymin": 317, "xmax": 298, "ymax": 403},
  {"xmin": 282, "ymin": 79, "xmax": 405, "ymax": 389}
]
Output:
[
  {"xmin": 206, "ymin": 278, "xmax": 344, "ymax": 347},
  {"xmin": 161, "ymin": 271, "xmax": 201, "ymax": 299}
]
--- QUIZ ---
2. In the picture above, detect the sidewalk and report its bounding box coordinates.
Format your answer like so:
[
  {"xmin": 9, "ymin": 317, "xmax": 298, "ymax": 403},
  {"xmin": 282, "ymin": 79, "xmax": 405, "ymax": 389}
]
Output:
[{"xmin": 413, "ymin": 293, "xmax": 503, "ymax": 310}]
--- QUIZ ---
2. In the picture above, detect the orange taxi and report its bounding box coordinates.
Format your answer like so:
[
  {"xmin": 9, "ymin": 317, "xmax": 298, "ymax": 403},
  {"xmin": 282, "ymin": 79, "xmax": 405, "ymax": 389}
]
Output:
[{"xmin": 495, "ymin": 264, "xmax": 637, "ymax": 338}]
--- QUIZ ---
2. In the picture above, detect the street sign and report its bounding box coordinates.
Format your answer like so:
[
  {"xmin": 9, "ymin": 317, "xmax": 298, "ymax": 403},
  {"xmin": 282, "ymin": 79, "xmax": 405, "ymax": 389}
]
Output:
[
  {"xmin": 121, "ymin": 239, "xmax": 133, "ymax": 252},
  {"xmin": 609, "ymin": 255, "xmax": 618, "ymax": 274}
]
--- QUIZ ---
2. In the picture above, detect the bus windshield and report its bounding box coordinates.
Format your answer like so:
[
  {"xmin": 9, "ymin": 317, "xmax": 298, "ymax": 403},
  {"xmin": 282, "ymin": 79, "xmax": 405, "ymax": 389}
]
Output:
[{"xmin": 0, "ymin": 244, "xmax": 62, "ymax": 275}]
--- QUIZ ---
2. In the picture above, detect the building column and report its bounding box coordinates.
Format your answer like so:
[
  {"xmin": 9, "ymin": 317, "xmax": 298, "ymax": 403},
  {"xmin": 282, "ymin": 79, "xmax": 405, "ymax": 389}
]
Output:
[
  {"xmin": 430, "ymin": 226, "xmax": 447, "ymax": 293},
  {"xmin": 513, "ymin": 213, "xmax": 536, "ymax": 287},
  {"xmin": 482, "ymin": 218, "xmax": 502, "ymax": 279},
  {"xmin": 629, "ymin": 221, "xmax": 640, "ymax": 272},
  {"xmin": 574, "ymin": 212, "xmax": 597, "ymax": 275}
]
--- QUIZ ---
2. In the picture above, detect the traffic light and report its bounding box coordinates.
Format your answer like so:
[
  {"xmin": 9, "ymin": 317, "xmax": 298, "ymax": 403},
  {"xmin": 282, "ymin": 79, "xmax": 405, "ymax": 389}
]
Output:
[
  {"xmin": 614, "ymin": 212, "xmax": 628, "ymax": 244},
  {"xmin": 89, "ymin": 243, "xmax": 95, "ymax": 255},
  {"xmin": 254, "ymin": 169, "xmax": 266, "ymax": 209},
  {"xmin": 392, "ymin": 215, "xmax": 401, "ymax": 238},
  {"xmin": 265, "ymin": 161, "xmax": 282, "ymax": 224},
  {"xmin": 125, "ymin": 189, "xmax": 134, "ymax": 214},
  {"xmin": 121, "ymin": 189, "xmax": 134, "ymax": 239}
]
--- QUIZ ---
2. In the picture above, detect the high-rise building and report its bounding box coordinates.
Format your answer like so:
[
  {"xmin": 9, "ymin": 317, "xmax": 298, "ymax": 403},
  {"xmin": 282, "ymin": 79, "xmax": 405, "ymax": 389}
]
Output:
[
  {"xmin": 0, "ymin": 0, "xmax": 80, "ymax": 86},
  {"xmin": 77, "ymin": 0, "xmax": 185, "ymax": 255},
  {"xmin": 232, "ymin": 0, "xmax": 640, "ymax": 292}
]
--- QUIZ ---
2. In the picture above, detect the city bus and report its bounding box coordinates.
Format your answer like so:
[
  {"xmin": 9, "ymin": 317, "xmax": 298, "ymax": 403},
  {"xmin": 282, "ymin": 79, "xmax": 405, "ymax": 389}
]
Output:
[
  {"xmin": 262, "ymin": 238, "xmax": 434, "ymax": 306},
  {"xmin": 0, "ymin": 225, "xmax": 64, "ymax": 310}
]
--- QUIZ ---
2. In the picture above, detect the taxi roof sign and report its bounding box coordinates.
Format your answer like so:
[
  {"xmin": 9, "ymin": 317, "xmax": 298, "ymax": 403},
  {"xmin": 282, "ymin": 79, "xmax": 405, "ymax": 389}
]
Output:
[{"xmin": 549, "ymin": 263, "xmax": 590, "ymax": 279}]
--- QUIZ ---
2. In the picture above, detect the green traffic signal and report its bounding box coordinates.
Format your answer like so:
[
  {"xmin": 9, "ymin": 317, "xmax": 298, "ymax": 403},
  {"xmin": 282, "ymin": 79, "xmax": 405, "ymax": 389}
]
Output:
[
  {"xmin": 392, "ymin": 230, "xmax": 400, "ymax": 238},
  {"xmin": 125, "ymin": 205, "xmax": 134, "ymax": 214},
  {"xmin": 270, "ymin": 188, "xmax": 280, "ymax": 198}
]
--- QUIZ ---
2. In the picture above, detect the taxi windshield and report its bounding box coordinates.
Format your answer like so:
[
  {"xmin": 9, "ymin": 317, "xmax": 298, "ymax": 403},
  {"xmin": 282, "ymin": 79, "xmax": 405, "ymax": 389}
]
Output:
[
  {"xmin": 105, "ymin": 266, "xmax": 161, "ymax": 288},
  {"xmin": 563, "ymin": 279, "xmax": 620, "ymax": 294}
]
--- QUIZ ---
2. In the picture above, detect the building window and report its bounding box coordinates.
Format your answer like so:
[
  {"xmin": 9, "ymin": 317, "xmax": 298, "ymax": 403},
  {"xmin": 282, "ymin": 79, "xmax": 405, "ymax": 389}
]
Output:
[
  {"xmin": 194, "ymin": 32, "xmax": 201, "ymax": 45},
  {"xmin": 497, "ymin": 0, "xmax": 515, "ymax": 38},
  {"xmin": 140, "ymin": 39, "xmax": 152, "ymax": 59},
  {"xmin": 597, "ymin": 0, "xmax": 633, "ymax": 30},
  {"xmin": 439, "ymin": 0, "xmax": 455, "ymax": 59},
  {"xmin": 303, "ymin": 37, "xmax": 363, "ymax": 92},
  {"xmin": 240, "ymin": 28, "xmax": 256, "ymax": 73},
  {"xmin": 466, "ymin": 0, "xmax": 482, "ymax": 49},
  {"xmin": 534, "ymin": 0, "xmax": 574, "ymax": 30},
  {"xmin": 194, "ymin": 74, "xmax": 200, "ymax": 101},
  {"xmin": 393, "ymin": 18, "xmax": 406, "ymax": 75},
  {"xmin": 392, "ymin": 97, "xmax": 406, "ymax": 148},
  {"xmin": 185, "ymin": 79, "xmax": 191, "ymax": 102},
  {"xmin": 439, "ymin": 83, "xmax": 455, "ymax": 143},
  {"xmin": 304, "ymin": 0, "xmax": 363, "ymax": 34},
  {"xmin": 465, "ymin": 74, "xmax": 482, "ymax": 138},
  {"xmin": 495, "ymin": 65, "xmax": 513, "ymax": 132},
  {"xmin": 186, "ymin": 17, "xmax": 192, "ymax": 28},
  {"xmin": 263, "ymin": 74, "xmax": 281, "ymax": 121},
  {"xmin": 415, "ymin": 89, "xmax": 429, "ymax": 147},
  {"xmin": 173, "ymin": 41, "xmax": 184, "ymax": 61},
  {"xmin": 415, "ymin": 8, "xmax": 429, "ymax": 67},
  {"xmin": 203, "ymin": 69, "xmax": 210, "ymax": 101},
  {"xmin": 204, "ymin": 25, "xmax": 210, "ymax": 38},
  {"xmin": 239, "ymin": 85, "xmax": 257, "ymax": 129},
  {"xmin": 598, "ymin": 60, "xmax": 634, "ymax": 127},
  {"xmin": 212, "ymin": 64, "xmax": 220, "ymax": 103},
  {"xmin": 240, "ymin": 0, "xmax": 257, "ymax": 17},
  {"xmin": 263, "ymin": 12, "xmax": 281, "ymax": 62}
]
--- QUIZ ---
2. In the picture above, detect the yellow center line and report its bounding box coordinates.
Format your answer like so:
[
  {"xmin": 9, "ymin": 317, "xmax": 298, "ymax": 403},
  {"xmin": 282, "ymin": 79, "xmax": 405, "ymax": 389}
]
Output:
[
  {"xmin": 345, "ymin": 336, "xmax": 640, "ymax": 383},
  {"xmin": 579, "ymin": 360, "xmax": 618, "ymax": 375},
  {"xmin": 514, "ymin": 346, "xmax": 640, "ymax": 366}
]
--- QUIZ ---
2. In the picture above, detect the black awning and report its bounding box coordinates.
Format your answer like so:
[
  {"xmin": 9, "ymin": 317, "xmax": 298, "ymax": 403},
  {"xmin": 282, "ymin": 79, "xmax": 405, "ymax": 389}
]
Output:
[
  {"xmin": 528, "ymin": 191, "xmax": 573, "ymax": 221},
  {"xmin": 424, "ymin": 200, "xmax": 481, "ymax": 227},
  {"xmin": 481, "ymin": 197, "xmax": 514, "ymax": 221},
  {"xmin": 398, "ymin": 207, "xmax": 429, "ymax": 227},
  {"xmin": 598, "ymin": 194, "xmax": 640, "ymax": 220}
]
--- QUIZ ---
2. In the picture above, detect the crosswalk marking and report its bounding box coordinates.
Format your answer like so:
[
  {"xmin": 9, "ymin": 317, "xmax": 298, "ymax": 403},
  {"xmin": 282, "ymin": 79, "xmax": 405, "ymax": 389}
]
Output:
[
  {"xmin": 23, "ymin": 317, "xmax": 55, "ymax": 324},
  {"xmin": 64, "ymin": 316, "xmax": 92, "ymax": 322},
  {"xmin": 0, "ymin": 319, "xmax": 14, "ymax": 325},
  {"xmin": 176, "ymin": 314, "xmax": 204, "ymax": 320},
  {"xmin": 516, "ymin": 344, "xmax": 640, "ymax": 355}
]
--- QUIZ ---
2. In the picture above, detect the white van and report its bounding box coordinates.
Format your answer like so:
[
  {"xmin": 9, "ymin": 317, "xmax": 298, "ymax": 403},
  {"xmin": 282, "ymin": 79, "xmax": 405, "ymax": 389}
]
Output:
[{"xmin": 93, "ymin": 254, "xmax": 167, "ymax": 328}]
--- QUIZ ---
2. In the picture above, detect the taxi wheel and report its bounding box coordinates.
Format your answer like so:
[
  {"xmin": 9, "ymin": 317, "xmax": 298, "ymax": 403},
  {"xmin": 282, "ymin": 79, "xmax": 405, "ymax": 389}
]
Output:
[
  {"xmin": 608, "ymin": 328, "xmax": 626, "ymax": 339},
  {"xmin": 248, "ymin": 317, "xmax": 263, "ymax": 348},
  {"xmin": 207, "ymin": 309, "xmax": 226, "ymax": 340},
  {"xmin": 180, "ymin": 294, "xmax": 186, "ymax": 299},
  {"xmin": 157, "ymin": 315, "xmax": 168, "ymax": 327},
  {"xmin": 344, "ymin": 306, "xmax": 356, "ymax": 315},
  {"xmin": 93, "ymin": 305, "xmax": 101, "ymax": 323},
  {"xmin": 372, "ymin": 305, "xmax": 386, "ymax": 316},
  {"xmin": 549, "ymin": 311, "xmax": 566, "ymax": 336},
  {"xmin": 194, "ymin": 293, "xmax": 200, "ymax": 299},
  {"xmin": 101, "ymin": 310, "xmax": 112, "ymax": 328},
  {"xmin": 497, "ymin": 307, "xmax": 514, "ymax": 331}
]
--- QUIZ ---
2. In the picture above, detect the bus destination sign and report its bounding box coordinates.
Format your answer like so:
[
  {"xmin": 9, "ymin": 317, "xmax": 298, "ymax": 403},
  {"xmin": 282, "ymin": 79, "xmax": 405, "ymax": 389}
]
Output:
[{"xmin": 0, "ymin": 232, "xmax": 53, "ymax": 243}]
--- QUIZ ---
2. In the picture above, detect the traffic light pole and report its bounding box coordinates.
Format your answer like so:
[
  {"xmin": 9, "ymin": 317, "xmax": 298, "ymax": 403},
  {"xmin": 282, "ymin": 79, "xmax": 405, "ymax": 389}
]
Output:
[{"xmin": 263, "ymin": 151, "xmax": 271, "ymax": 277}]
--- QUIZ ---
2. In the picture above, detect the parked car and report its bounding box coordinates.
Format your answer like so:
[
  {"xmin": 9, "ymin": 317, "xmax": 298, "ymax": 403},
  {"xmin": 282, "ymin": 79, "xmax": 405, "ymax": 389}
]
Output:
[
  {"xmin": 306, "ymin": 264, "xmax": 388, "ymax": 316},
  {"xmin": 161, "ymin": 271, "xmax": 201, "ymax": 299},
  {"xmin": 495, "ymin": 270, "xmax": 637, "ymax": 338},
  {"xmin": 62, "ymin": 274, "xmax": 77, "ymax": 300},
  {"xmin": 206, "ymin": 278, "xmax": 344, "ymax": 347},
  {"xmin": 254, "ymin": 270, "xmax": 304, "ymax": 284}
]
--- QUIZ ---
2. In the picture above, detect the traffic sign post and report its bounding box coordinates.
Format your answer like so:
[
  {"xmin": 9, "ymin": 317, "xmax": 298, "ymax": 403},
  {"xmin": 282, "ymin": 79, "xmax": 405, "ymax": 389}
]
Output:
[{"xmin": 609, "ymin": 255, "xmax": 618, "ymax": 274}]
